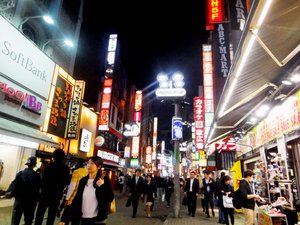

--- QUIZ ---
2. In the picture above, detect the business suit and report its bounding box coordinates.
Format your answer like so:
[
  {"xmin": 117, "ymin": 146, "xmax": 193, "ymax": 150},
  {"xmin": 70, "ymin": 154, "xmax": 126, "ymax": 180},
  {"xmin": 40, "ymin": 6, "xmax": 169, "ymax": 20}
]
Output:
[
  {"xmin": 129, "ymin": 175, "xmax": 145, "ymax": 218},
  {"xmin": 202, "ymin": 177, "xmax": 215, "ymax": 217},
  {"xmin": 184, "ymin": 178, "xmax": 200, "ymax": 216}
]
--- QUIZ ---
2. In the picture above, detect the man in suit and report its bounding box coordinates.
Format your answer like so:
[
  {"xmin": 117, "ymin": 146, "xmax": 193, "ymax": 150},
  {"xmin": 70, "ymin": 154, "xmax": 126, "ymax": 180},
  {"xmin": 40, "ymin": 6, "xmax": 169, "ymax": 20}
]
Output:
[
  {"xmin": 184, "ymin": 171, "xmax": 200, "ymax": 217},
  {"xmin": 202, "ymin": 170, "xmax": 216, "ymax": 218},
  {"xmin": 129, "ymin": 169, "xmax": 145, "ymax": 218}
]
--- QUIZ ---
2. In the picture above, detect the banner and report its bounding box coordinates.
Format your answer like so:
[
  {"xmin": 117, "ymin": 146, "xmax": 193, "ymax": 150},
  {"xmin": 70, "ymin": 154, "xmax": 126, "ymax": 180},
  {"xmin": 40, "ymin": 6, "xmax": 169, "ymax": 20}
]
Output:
[
  {"xmin": 229, "ymin": 0, "xmax": 248, "ymax": 30},
  {"xmin": 231, "ymin": 160, "xmax": 242, "ymax": 213}
]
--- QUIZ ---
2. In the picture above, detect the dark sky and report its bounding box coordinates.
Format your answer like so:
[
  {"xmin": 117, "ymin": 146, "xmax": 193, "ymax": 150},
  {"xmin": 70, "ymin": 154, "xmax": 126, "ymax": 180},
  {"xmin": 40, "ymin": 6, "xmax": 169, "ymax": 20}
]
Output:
[{"xmin": 74, "ymin": 0, "xmax": 210, "ymax": 109}]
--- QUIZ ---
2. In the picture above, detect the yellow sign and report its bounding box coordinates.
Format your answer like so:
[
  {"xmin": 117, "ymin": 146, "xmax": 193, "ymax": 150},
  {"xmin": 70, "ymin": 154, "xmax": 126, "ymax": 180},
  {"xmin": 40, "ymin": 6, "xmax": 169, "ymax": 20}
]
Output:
[{"xmin": 231, "ymin": 160, "xmax": 242, "ymax": 213}]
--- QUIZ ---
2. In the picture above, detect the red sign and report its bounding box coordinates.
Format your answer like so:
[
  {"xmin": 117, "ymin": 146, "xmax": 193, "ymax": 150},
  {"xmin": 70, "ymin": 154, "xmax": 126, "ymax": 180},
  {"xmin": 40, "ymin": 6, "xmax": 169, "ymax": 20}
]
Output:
[
  {"xmin": 194, "ymin": 97, "xmax": 205, "ymax": 151},
  {"xmin": 207, "ymin": 0, "xmax": 225, "ymax": 24},
  {"xmin": 98, "ymin": 78, "xmax": 113, "ymax": 130},
  {"xmin": 215, "ymin": 138, "xmax": 236, "ymax": 151},
  {"xmin": 134, "ymin": 111, "xmax": 142, "ymax": 122}
]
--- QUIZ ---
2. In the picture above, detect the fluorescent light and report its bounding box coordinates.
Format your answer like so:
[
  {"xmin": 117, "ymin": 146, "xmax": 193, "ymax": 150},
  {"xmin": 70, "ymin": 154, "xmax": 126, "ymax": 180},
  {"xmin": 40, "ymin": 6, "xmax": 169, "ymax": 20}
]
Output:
[
  {"xmin": 282, "ymin": 80, "xmax": 292, "ymax": 85},
  {"xmin": 257, "ymin": 0, "xmax": 273, "ymax": 27},
  {"xmin": 291, "ymin": 74, "xmax": 300, "ymax": 83},
  {"xmin": 64, "ymin": 39, "xmax": 74, "ymax": 47},
  {"xmin": 43, "ymin": 15, "xmax": 54, "ymax": 24},
  {"xmin": 260, "ymin": 104, "xmax": 270, "ymax": 111}
]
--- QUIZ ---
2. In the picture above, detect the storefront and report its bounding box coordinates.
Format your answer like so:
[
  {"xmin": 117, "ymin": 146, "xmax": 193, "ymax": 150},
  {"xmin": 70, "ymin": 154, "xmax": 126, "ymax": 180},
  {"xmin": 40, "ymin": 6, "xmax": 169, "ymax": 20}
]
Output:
[{"xmin": 0, "ymin": 15, "xmax": 58, "ymax": 201}]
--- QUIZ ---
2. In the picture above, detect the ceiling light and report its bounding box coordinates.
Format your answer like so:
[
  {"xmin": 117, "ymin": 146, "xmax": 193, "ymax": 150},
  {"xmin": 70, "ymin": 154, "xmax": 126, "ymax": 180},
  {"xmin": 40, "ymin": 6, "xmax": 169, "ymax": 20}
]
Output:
[
  {"xmin": 291, "ymin": 74, "xmax": 300, "ymax": 83},
  {"xmin": 282, "ymin": 80, "xmax": 292, "ymax": 85},
  {"xmin": 249, "ymin": 117, "xmax": 257, "ymax": 123},
  {"xmin": 64, "ymin": 39, "xmax": 74, "ymax": 47},
  {"xmin": 260, "ymin": 104, "xmax": 270, "ymax": 111},
  {"xmin": 42, "ymin": 15, "xmax": 55, "ymax": 24}
]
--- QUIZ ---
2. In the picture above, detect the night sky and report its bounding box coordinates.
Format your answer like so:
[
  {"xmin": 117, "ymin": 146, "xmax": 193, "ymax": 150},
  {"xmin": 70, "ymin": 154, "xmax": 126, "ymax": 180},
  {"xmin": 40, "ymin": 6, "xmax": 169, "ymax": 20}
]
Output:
[{"xmin": 73, "ymin": 1, "xmax": 210, "ymax": 128}]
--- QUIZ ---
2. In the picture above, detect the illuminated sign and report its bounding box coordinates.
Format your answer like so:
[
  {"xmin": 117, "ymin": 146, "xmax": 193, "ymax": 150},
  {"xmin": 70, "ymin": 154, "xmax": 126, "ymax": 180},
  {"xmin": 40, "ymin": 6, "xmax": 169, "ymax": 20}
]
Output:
[
  {"xmin": 229, "ymin": 0, "xmax": 248, "ymax": 31},
  {"xmin": 123, "ymin": 123, "xmax": 140, "ymax": 137},
  {"xmin": 134, "ymin": 111, "xmax": 142, "ymax": 122},
  {"xmin": 155, "ymin": 88, "xmax": 186, "ymax": 99},
  {"xmin": 172, "ymin": 117, "xmax": 183, "ymax": 140},
  {"xmin": 194, "ymin": 97, "xmax": 204, "ymax": 151},
  {"xmin": 67, "ymin": 80, "xmax": 85, "ymax": 139},
  {"xmin": 107, "ymin": 52, "xmax": 115, "ymax": 65},
  {"xmin": 134, "ymin": 91, "xmax": 143, "ymax": 111},
  {"xmin": 131, "ymin": 136, "xmax": 140, "ymax": 158},
  {"xmin": 79, "ymin": 128, "xmax": 92, "ymax": 152},
  {"xmin": 97, "ymin": 150, "xmax": 119, "ymax": 163},
  {"xmin": 95, "ymin": 136, "xmax": 105, "ymax": 147},
  {"xmin": 146, "ymin": 146, "xmax": 152, "ymax": 164},
  {"xmin": 215, "ymin": 138, "xmax": 236, "ymax": 152},
  {"xmin": 108, "ymin": 34, "xmax": 118, "ymax": 51},
  {"xmin": 99, "ymin": 78, "xmax": 113, "ymax": 131},
  {"xmin": 207, "ymin": 0, "xmax": 225, "ymax": 24},
  {"xmin": 152, "ymin": 117, "xmax": 158, "ymax": 160},
  {"xmin": 130, "ymin": 158, "xmax": 139, "ymax": 167}
]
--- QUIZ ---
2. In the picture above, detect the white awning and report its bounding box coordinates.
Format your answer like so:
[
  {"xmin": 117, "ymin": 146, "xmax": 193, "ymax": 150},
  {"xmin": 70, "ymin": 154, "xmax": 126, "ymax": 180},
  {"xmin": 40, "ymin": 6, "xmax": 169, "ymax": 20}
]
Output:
[{"xmin": 0, "ymin": 117, "xmax": 59, "ymax": 148}]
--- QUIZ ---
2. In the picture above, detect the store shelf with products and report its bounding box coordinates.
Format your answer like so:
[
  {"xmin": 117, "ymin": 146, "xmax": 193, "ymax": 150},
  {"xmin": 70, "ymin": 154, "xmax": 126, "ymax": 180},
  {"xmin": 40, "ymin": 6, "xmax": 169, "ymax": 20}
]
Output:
[{"xmin": 258, "ymin": 207, "xmax": 288, "ymax": 225}]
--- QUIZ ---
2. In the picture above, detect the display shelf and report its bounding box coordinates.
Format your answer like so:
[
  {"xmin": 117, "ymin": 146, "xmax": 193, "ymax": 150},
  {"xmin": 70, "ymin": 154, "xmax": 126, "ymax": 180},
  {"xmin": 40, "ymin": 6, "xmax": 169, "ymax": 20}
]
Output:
[{"xmin": 258, "ymin": 210, "xmax": 288, "ymax": 225}]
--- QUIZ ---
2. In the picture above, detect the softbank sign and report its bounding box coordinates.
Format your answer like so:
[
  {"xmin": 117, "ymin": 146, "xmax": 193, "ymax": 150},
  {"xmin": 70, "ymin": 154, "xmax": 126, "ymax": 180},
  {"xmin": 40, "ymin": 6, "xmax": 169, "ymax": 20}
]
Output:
[{"xmin": 0, "ymin": 16, "xmax": 55, "ymax": 99}]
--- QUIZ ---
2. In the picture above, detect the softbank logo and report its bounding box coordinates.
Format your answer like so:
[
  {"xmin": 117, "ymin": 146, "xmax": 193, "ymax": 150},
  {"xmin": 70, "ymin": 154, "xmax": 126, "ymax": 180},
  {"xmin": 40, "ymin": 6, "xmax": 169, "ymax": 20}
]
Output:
[
  {"xmin": 1, "ymin": 41, "xmax": 47, "ymax": 82},
  {"xmin": 0, "ymin": 82, "xmax": 43, "ymax": 114}
]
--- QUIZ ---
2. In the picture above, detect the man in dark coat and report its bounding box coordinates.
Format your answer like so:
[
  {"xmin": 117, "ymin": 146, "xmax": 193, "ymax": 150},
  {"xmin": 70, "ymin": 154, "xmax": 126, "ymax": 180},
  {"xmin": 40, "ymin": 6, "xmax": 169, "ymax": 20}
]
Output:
[
  {"xmin": 184, "ymin": 171, "xmax": 200, "ymax": 217},
  {"xmin": 34, "ymin": 149, "xmax": 70, "ymax": 225},
  {"xmin": 202, "ymin": 170, "xmax": 216, "ymax": 218},
  {"xmin": 11, "ymin": 156, "xmax": 40, "ymax": 225},
  {"xmin": 129, "ymin": 169, "xmax": 145, "ymax": 218}
]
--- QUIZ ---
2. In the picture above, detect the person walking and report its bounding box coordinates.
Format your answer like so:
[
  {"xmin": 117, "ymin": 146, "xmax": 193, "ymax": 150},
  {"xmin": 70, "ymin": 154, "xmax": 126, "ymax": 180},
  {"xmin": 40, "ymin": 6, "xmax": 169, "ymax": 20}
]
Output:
[
  {"xmin": 202, "ymin": 170, "xmax": 216, "ymax": 218},
  {"xmin": 215, "ymin": 171, "xmax": 226, "ymax": 223},
  {"xmin": 69, "ymin": 156, "xmax": 114, "ymax": 225},
  {"xmin": 129, "ymin": 169, "xmax": 145, "ymax": 218},
  {"xmin": 118, "ymin": 172, "xmax": 124, "ymax": 193},
  {"xmin": 60, "ymin": 159, "xmax": 88, "ymax": 225},
  {"xmin": 239, "ymin": 170, "xmax": 262, "ymax": 225},
  {"xmin": 10, "ymin": 156, "xmax": 40, "ymax": 225},
  {"xmin": 184, "ymin": 171, "xmax": 200, "ymax": 217},
  {"xmin": 164, "ymin": 176, "xmax": 174, "ymax": 207},
  {"xmin": 144, "ymin": 174, "xmax": 157, "ymax": 218},
  {"xmin": 155, "ymin": 174, "xmax": 164, "ymax": 201},
  {"xmin": 34, "ymin": 148, "xmax": 70, "ymax": 225},
  {"xmin": 220, "ymin": 175, "xmax": 235, "ymax": 225}
]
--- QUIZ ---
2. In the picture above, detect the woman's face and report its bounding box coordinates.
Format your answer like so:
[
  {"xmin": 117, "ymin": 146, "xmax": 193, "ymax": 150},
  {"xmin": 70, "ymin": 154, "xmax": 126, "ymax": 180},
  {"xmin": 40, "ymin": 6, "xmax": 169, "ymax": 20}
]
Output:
[
  {"xmin": 147, "ymin": 176, "xmax": 151, "ymax": 182},
  {"xmin": 226, "ymin": 179, "xmax": 231, "ymax": 185},
  {"xmin": 87, "ymin": 159, "xmax": 99, "ymax": 174}
]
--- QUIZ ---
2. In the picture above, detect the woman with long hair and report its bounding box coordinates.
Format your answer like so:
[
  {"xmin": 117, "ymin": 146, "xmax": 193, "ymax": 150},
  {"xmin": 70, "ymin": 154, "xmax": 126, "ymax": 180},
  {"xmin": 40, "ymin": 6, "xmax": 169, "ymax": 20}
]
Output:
[
  {"xmin": 70, "ymin": 156, "xmax": 114, "ymax": 225},
  {"xmin": 221, "ymin": 175, "xmax": 235, "ymax": 225}
]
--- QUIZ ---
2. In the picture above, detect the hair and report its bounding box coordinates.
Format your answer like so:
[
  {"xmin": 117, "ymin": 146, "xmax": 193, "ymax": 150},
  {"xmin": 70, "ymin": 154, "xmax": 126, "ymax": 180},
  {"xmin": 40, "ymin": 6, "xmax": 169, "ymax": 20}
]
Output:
[
  {"xmin": 203, "ymin": 170, "xmax": 209, "ymax": 175},
  {"xmin": 243, "ymin": 169, "xmax": 255, "ymax": 178},
  {"xmin": 221, "ymin": 175, "xmax": 231, "ymax": 185},
  {"xmin": 87, "ymin": 156, "xmax": 104, "ymax": 188},
  {"xmin": 75, "ymin": 158, "xmax": 86, "ymax": 169},
  {"xmin": 190, "ymin": 171, "xmax": 195, "ymax": 174},
  {"xmin": 135, "ymin": 169, "xmax": 141, "ymax": 173},
  {"xmin": 220, "ymin": 172, "xmax": 226, "ymax": 177},
  {"xmin": 53, "ymin": 148, "xmax": 65, "ymax": 162}
]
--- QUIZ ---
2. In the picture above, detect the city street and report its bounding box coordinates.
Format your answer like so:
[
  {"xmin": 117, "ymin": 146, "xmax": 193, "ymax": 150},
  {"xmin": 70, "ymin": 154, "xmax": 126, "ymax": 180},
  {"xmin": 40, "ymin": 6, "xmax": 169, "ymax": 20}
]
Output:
[{"xmin": 0, "ymin": 191, "xmax": 245, "ymax": 225}]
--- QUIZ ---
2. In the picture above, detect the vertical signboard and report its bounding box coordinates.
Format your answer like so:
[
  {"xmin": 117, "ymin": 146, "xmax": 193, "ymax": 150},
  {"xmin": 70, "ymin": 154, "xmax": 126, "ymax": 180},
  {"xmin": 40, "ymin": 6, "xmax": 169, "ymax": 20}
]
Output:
[
  {"xmin": 98, "ymin": 78, "xmax": 113, "ymax": 131},
  {"xmin": 48, "ymin": 76, "xmax": 73, "ymax": 138},
  {"xmin": 152, "ymin": 117, "xmax": 158, "ymax": 160},
  {"xmin": 203, "ymin": 44, "xmax": 215, "ymax": 139},
  {"xmin": 213, "ymin": 23, "xmax": 231, "ymax": 78},
  {"xmin": 131, "ymin": 90, "xmax": 142, "ymax": 158},
  {"xmin": 67, "ymin": 80, "xmax": 85, "ymax": 138},
  {"xmin": 229, "ymin": 0, "xmax": 248, "ymax": 30},
  {"xmin": 172, "ymin": 117, "xmax": 183, "ymax": 140},
  {"xmin": 194, "ymin": 97, "xmax": 204, "ymax": 151},
  {"xmin": 207, "ymin": 0, "xmax": 225, "ymax": 24}
]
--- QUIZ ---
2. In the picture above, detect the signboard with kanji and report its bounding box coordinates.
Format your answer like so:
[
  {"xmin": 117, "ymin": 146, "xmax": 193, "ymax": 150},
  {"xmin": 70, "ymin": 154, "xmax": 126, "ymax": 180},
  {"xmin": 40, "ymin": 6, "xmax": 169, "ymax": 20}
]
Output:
[{"xmin": 194, "ymin": 97, "xmax": 204, "ymax": 151}]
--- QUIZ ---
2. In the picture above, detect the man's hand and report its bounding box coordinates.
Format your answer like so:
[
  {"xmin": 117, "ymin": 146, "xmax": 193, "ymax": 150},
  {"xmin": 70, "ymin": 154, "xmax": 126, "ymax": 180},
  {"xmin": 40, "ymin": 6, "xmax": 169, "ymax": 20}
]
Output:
[{"xmin": 96, "ymin": 178, "xmax": 104, "ymax": 187}]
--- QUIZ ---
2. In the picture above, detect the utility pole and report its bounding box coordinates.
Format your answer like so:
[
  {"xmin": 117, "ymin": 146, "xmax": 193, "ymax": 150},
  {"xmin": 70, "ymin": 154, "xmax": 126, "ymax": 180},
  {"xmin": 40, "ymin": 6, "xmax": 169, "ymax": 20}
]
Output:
[{"xmin": 173, "ymin": 102, "xmax": 180, "ymax": 218}]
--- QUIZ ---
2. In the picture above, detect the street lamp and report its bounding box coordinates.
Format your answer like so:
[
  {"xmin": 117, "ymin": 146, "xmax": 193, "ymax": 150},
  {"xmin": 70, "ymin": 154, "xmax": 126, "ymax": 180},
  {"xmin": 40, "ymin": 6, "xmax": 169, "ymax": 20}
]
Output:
[
  {"xmin": 155, "ymin": 71, "xmax": 186, "ymax": 218},
  {"xmin": 42, "ymin": 38, "xmax": 74, "ymax": 51},
  {"xmin": 18, "ymin": 14, "xmax": 55, "ymax": 30}
]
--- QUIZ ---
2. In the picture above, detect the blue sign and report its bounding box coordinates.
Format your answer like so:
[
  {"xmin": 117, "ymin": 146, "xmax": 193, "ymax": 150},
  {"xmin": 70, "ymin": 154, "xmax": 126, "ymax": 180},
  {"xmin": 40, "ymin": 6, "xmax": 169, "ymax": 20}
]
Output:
[{"xmin": 172, "ymin": 117, "xmax": 183, "ymax": 140}]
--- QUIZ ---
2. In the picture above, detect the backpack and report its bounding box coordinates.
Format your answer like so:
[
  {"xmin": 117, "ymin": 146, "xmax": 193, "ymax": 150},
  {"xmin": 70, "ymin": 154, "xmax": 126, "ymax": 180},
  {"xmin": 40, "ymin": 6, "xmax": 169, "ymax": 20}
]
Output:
[{"xmin": 232, "ymin": 188, "xmax": 243, "ymax": 209}]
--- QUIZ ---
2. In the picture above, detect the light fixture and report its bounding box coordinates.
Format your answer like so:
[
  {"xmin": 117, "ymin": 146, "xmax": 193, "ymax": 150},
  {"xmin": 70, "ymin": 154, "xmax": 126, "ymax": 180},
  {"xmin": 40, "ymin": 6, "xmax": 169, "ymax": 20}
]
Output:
[
  {"xmin": 173, "ymin": 80, "xmax": 185, "ymax": 88},
  {"xmin": 64, "ymin": 39, "xmax": 74, "ymax": 47},
  {"xmin": 172, "ymin": 72, "xmax": 184, "ymax": 81},
  {"xmin": 42, "ymin": 15, "xmax": 55, "ymax": 24},
  {"xmin": 19, "ymin": 15, "xmax": 55, "ymax": 30},
  {"xmin": 157, "ymin": 73, "xmax": 168, "ymax": 82},
  {"xmin": 282, "ymin": 80, "xmax": 292, "ymax": 85},
  {"xmin": 42, "ymin": 38, "xmax": 74, "ymax": 50},
  {"xmin": 291, "ymin": 74, "xmax": 300, "ymax": 83},
  {"xmin": 159, "ymin": 81, "xmax": 169, "ymax": 88}
]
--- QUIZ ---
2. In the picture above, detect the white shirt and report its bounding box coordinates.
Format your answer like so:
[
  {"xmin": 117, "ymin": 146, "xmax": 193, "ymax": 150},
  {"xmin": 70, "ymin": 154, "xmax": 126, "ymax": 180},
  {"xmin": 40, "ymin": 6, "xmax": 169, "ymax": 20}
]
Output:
[
  {"xmin": 135, "ymin": 176, "xmax": 139, "ymax": 185},
  {"xmin": 205, "ymin": 178, "xmax": 210, "ymax": 192},
  {"xmin": 189, "ymin": 178, "xmax": 194, "ymax": 192},
  {"xmin": 82, "ymin": 179, "xmax": 98, "ymax": 218}
]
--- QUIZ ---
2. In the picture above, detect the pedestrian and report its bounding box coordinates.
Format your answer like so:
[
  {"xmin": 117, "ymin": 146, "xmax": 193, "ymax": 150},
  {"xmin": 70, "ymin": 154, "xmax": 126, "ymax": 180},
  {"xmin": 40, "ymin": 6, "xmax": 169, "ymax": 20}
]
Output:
[
  {"xmin": 60, "ymin": 158, "xmax": 88, "ymax": 225},
  {"xmin": 239, "ymin": 169, "xmax": 262, "ymax": 225},
  {"xmin": 202, "ymin": 170, "xmax": 215, "ymax": 218},
  {"xmin": 129, "ymin": 168, "xmax": 145, "ymax": 218},
  {"xmin": 144, "ymin": 174, "xmax": 157, "ymax": 218},
  {"xmin": 69, "ymin": 156, "xmax": 114, "ymax": 225},
  {"xmin": 155, "ymin": 174, "xmax": 164, "ymax": 201},
  {"xmin": 215, "ymin": 171, "xmax": 226, "ymax": 223},
  {"xmin": 220, "ymin": 175, "xmax": 235, "ymax": 225},
  {"xmin": 184, "ymin": 171, "xmax": 200, "ymax": 217},
  {"xmin": 34, "ymin": 148, "xmax": 70, "ymax": 225},
  {"xmin": 118, "ymin": 172, "xmax": 124, "ymax": 193},
  {"xmin": 164, "ymin": 176, "xmax": 174, "ymax": 207},
  {"xmin": 11, "ymin": 156, "xmax": 40, "ymax": 225}
]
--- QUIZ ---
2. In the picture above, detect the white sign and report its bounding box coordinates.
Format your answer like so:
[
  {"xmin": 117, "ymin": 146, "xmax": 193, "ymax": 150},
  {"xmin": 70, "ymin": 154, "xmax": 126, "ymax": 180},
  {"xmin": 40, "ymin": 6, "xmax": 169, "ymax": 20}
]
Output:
[
  {"xmin": 0, "ymin": 16, "xmax": 55, "ymax": 99},
  {"xmin": 97, "ymin": 150, "xmax": 119, "ymax": 163},
  {"xmin": 172, "ymin": 117, "xmax": 183, "ymax": 140},
  {"xmin": 79, "ymin": 129, "xmax": 92, "ymax": 152},
  {"xmin": 156, "ymin": 88, "xmax": 186, "ymax": 99},
  {"xmin": 123, "ymin": 123, "xmax": 140, "ymax": 137}
]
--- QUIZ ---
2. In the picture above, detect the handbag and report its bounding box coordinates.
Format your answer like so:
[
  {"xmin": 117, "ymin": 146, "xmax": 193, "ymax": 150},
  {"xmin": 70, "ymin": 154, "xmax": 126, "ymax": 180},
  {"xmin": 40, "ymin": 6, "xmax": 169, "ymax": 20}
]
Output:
[
  {"xmin": 223, "ymin": 195, "xmax": 234, "ymax": 208},
  {"xmin": 182, "ymin": 196, "xmax": 188, "ymax": 206},
  {"xmin": 126, "ymin": 196, "xmax": 132, "ymax": 207},
  {"xmin": 108, "ymin": 198, "xmax": 116, "ymax": 214}
]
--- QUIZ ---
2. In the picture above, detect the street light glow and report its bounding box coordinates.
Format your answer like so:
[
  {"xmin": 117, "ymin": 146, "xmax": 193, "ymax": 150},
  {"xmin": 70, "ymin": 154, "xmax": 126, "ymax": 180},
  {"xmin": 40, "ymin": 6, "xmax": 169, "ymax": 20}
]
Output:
[
  {"xmin": 172, "ymin": 72, "xmax": 184, "ymax": 81},
  {"xmin": 173, "ymin": 80, "xmax": 184, "ymax": 88},
  {"xmin": 64, "ymin": 39, "xmax": 74, "ymax": 47},
  {"xmin": 159, "ymin": 81, "xmax": 169, "ymax": 88},
  {"xmin": 157, "ymin": 73, "xmax": 168, "ymax": 82},
  {"xmin": 42, "ymin": 15, "xmax": 55, "ymax": 25}
]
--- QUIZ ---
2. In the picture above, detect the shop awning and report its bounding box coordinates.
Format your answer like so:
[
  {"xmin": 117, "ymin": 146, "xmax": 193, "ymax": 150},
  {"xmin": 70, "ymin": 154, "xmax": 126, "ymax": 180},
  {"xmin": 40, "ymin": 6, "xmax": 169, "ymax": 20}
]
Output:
[
  {"xmin": 0, "ymin": 117, "xmax": 59, "ymax": 147},
  {"xmin": 207, "ymin": 0, "xmax": 300, "ymax": 145}
]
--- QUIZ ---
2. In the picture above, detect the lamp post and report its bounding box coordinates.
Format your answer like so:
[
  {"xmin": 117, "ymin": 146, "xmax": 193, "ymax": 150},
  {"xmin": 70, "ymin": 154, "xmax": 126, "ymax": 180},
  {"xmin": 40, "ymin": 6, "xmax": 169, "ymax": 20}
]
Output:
[{"xmin": 155, "ymin": 71, "xmax": 186, "ymax": 218}]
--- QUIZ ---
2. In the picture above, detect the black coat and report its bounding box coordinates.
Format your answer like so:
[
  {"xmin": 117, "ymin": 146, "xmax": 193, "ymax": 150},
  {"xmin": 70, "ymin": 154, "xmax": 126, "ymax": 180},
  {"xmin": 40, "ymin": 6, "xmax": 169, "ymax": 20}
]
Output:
[
  {"xmin": 144, "ymin": 181, "xmax": 157, "ymax": 202},
  {"xmin": 129, "ymin": 176, "xmax": 145, "ymax": 197},
  {"xmin": 71, "ymin": 175, "xmax": 114, "ymax": 223},
  {"xmin": 184, "ymin": 178, "xmax": 200, "ymax": 194},
  {"xmin": 202, "ymin": 178, "xmax": 215, "ymax": 197},
  {"xmin": 239, "ymin": 179, "xmax": 255, "ymax": 209},
  {"xmin": 220, "ymin": 183, "xmax": 234, "ymax": 208}
]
